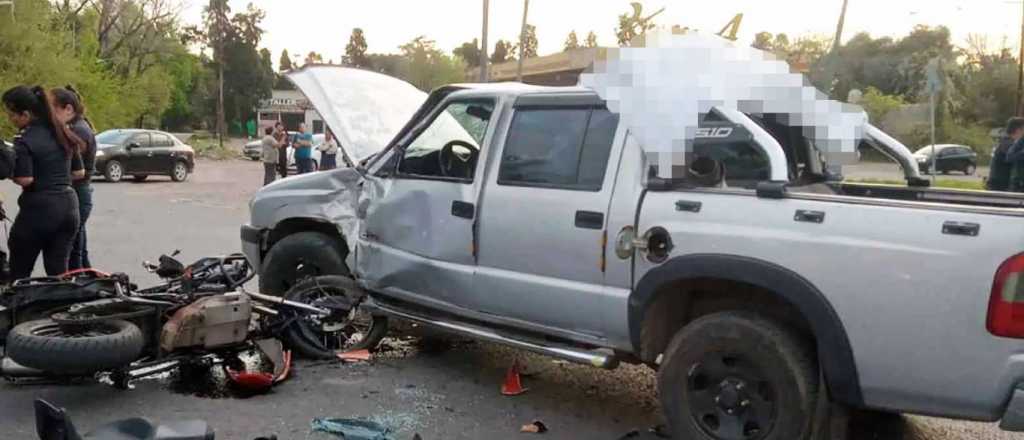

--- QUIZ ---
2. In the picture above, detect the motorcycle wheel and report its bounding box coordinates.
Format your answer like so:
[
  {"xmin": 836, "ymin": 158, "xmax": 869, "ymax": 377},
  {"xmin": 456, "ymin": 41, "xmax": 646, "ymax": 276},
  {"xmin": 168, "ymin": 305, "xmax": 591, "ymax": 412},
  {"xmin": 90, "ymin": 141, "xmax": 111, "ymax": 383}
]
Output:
[
  {"xmin": 279, "ymin": 275, "xmax": 388, "ymax": 359},
  {"xmin": 6, "ymin": 319, "xmax": 145, "ymax": 374}
]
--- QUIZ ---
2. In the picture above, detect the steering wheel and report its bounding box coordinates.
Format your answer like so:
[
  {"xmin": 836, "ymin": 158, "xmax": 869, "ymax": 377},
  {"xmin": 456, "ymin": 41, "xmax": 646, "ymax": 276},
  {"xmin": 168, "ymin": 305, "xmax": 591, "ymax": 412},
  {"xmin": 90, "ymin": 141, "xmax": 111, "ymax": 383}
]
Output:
[{"xmin": 438, "ymin": 140, "xmax": 480, "ymax": 178}]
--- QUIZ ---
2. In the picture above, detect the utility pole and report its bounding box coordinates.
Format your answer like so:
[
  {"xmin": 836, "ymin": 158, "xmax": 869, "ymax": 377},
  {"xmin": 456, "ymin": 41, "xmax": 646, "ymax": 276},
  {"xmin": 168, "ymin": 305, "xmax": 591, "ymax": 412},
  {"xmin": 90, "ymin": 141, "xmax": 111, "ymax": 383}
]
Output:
[
  {"xmin": 480, "ymin": 0, "xmax": 490, "ymax": 82},
  {"xmin": 824, "ymin": 0, "xmax": 850, "ymax": 97},
  {"xmin": 517, "ymin": 0, "xmax": 530, "ymax": 82},
  {"xmin": 1017, "ymin": 0, "xmax": 1024, "ymax": 115},
  {"xmin": 832, "ymin": 0, "xmax": 849, "ymax": 54}
]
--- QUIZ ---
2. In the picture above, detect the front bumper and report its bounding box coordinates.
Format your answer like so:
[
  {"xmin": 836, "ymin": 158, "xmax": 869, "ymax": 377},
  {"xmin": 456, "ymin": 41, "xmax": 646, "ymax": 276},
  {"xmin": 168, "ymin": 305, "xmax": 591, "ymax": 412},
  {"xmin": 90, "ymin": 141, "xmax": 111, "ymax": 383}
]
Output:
[
  {"xmin": 1002, "ymin": 384, "xmax": 1024, "ymax": 431},
  {"xmin": 240, "ymin": 224, "xmax": 264, "ymax": 274}
]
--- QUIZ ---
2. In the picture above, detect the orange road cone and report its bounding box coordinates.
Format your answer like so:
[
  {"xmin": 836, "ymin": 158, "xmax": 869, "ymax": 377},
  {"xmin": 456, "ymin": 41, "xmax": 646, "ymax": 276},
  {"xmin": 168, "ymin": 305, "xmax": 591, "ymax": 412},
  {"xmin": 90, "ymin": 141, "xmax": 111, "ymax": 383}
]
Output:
[{"xmin": 501, "ymin": 360, "xmax": 527, "ymax": 396}]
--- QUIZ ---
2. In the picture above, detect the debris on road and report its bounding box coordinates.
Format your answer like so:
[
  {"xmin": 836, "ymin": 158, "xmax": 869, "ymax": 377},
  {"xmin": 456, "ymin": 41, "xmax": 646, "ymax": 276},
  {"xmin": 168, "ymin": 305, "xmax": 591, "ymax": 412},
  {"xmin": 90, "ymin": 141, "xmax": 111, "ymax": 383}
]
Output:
[
  {"xmin": 520, "ymin": 420, "xmax": 548, "ymax": 434},
  {"xmin": 501, "ymin": 360, "xmax": 527, "ymax": 396},
  {"xmin": 311, "ymin": 418, "xmax": 394, "ymax": 440},
  {"xmin": 338, "ymin": 349, "xmax": 372, "ymax": 363}
]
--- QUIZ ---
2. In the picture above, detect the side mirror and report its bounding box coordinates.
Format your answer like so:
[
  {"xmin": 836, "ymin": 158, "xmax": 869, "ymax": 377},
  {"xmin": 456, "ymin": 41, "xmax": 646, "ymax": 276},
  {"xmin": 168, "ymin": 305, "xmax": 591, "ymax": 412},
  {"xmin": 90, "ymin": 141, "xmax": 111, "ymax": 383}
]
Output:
[{"xmin": 126, "ymin": 143, "xmax": 139, "ymax": 150}]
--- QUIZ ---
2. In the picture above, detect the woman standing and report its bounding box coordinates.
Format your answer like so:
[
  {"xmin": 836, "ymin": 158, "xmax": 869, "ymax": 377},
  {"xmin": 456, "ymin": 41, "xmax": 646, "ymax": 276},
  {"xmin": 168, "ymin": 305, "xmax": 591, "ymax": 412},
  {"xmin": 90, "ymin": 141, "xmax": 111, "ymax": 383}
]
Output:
[
  {"xmin": 52, "ymin": 86, "xmax": 95, "ymax": 270},
  {"xmin": 275, "ymin": 121, "xmax": 289, "ymax": 178},
  {"xmin": 318, "ymin": 129, "xmax": 339, "ymax": 170},
  {"xmin": 2, "ymin": 86, "xmax": 83, "ymax": 278}
]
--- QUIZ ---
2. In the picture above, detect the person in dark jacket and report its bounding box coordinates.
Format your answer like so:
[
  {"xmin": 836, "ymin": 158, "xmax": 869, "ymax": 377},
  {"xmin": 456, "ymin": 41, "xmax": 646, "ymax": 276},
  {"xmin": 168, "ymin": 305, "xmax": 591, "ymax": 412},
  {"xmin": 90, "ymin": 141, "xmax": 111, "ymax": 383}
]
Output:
[
  {"xmin": 987, "ymin": 117, "xmax": 1024, "ymax": 191},
  {"xmin": 275, "ymin": 121, "xmax": 289, "ymax": 178},
  {"xmin": 2, "ymin": 86, "xmax": 84, "ymax": 278},
  {"xmin": 52, "ymin": 86, "xmax": 95, "ymax": 269}
]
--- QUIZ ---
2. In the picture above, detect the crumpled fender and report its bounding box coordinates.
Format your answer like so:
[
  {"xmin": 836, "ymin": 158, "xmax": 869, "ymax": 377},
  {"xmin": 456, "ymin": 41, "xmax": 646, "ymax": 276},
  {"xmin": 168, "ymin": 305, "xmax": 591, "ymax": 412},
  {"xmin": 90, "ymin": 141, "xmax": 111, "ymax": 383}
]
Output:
[{"xmin": 250, "ymin": 168, "xmax": 364, "ymax": 253}]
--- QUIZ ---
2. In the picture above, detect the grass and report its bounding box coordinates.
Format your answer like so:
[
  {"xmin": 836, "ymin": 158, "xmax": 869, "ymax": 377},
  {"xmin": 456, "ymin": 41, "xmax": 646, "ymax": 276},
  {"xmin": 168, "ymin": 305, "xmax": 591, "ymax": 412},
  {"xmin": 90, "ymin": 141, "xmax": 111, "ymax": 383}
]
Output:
[
  {"xmin": 846, "ymin": 178, "xmax": 986, "ymax": 191},
  {"xmin": 190, "ymin": 136, "xmax": 240, "ymax": 161}
]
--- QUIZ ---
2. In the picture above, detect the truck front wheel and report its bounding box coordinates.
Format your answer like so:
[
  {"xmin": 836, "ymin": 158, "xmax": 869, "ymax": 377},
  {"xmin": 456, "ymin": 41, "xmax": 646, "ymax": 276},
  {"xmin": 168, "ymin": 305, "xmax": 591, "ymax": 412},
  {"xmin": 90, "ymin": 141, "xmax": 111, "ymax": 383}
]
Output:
[
  {"xmin": 658, "ymin": 311, "xmax": 818, "ymax": 440},
  {"xmin": 260, "ymin": 231, "xmax": 348, "ymax": 296}
]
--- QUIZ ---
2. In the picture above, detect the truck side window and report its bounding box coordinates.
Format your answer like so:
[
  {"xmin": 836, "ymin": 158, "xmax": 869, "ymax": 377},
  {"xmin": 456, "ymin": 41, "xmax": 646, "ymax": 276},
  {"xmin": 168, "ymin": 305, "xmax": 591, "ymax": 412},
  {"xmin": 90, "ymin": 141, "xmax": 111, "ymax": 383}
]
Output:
[
  {"xmin": 397, "ymin": 100, "xmax": 494, "ymax": 181},
  {"xmin": 499, "ymin": 108, "xmax": 619, "ymax": 191},
  {"xmin": 692, "ymin": 141, "xmax": 771, "ymax": 188}
]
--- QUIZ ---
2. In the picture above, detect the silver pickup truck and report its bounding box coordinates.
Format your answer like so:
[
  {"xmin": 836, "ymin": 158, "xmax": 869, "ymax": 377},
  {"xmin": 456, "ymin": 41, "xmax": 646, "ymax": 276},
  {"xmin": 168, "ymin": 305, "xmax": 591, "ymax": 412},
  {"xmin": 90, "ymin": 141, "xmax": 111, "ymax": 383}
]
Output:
[{"xmin": 242, "ymin": 66, "xmax": 1024, "ymax": 439}]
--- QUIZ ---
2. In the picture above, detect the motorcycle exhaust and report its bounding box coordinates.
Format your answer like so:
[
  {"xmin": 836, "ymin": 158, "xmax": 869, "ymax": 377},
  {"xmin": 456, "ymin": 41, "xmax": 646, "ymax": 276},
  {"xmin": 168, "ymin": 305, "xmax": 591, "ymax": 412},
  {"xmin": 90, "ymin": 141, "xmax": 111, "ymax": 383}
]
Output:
[{"xmin": 1, "ymin": 357, "xmax": 45, "ymax": 377}]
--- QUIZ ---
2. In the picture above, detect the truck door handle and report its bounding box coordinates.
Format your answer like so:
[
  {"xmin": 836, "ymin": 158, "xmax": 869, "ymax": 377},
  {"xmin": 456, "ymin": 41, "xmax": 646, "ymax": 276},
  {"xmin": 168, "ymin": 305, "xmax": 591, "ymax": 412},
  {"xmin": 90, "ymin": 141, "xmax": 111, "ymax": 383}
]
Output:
[
  {"xmin": 575, "ymin": 210, "xmax": 604, "ymax": 229},
  {"xmin": 675, "ymin": 200, "xmax": 702, "ymax": 213},
  {"xmin": 451, "ymin": 200, "xmax": 474, "ymax": 219},
  {"xmin": 794, "ymin": 210, "xmax": 825, "ymax": 224},
  {"xmin": 942, "ymin": 221, "xmax": 980, "ymax": 237}
]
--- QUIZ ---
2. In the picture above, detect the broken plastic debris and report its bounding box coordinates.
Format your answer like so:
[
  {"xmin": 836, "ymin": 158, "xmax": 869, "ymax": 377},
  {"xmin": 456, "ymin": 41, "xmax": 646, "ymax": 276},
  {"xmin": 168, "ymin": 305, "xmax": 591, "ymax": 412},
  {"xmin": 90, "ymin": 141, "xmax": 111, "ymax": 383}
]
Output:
[
  {"xmin": 501, "ymin": 360, "xmax": 527, "ymax": 396},
  {"xmin": 226, "ymin": 369, "xmax": 274, "ymax": 392},
  {"xmin": 310, "ymin": 418, "xmax": 394, "ymax": 440},
  {"xmin": 338, "ymin": 349, "xmax": 372, "ymax": 362},
  {"xmin": 520, "ymin": 420, "xmax": 548, "ymax": 434}
]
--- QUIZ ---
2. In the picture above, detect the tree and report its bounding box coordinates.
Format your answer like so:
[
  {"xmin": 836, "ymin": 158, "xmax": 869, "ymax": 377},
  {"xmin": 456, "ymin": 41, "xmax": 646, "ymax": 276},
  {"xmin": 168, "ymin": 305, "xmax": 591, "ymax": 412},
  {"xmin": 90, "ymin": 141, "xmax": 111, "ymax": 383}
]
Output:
[
  {"xmin": 860, "ymin": 87, "xmax": 905, "ymax": 123},
  {"xmin": 518, "ymin": 24, "xmax": 538, "ymax": 58},
  {"xmin": 616, "ymin": 2, "xmax": 660, "ymax": 46},
  {"xmin": 585, "ymin": 31, "xmax": 599, "ymax": 48},
  {"xmin": 345, "ymin": 28, "xmax": 370, "ymax": 68},
  {"xmin": 279, "ymin": 49, "xmax": 292, "ymax": 71},
  {"xmin": 454, "ymin": 39, "xmax": 481, "ymax": 67},
  {"xmin": 185, "ymin": 0, "xmax": 233, "ymax": 144},
  {"xmin": 397, "ymin": 36, "xmax": 466, "ymax": 91},
  {"xmin": 752, "ymin": 31, "xmax": 774, "ymax": 51},
  {"xmin": 304, "ymin": 51, "xmax": 323, "ymax": 66},
  {"xmin": 564, "ymin": 30, "xmax": 579, "ymax": 51},
  {"xmin": 491, "ymin": 39, "xmax": 514, "ymax": 64}
]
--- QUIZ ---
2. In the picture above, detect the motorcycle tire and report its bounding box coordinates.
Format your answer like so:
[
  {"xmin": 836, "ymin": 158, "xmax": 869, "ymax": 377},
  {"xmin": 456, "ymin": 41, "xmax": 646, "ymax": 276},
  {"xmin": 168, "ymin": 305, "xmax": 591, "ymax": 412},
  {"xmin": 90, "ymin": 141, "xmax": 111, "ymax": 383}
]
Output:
[
  {"xmin": 6, "ymin": 319, "xmax": 145, "ymax": 374},
  {"xmin": 279, "ymin": 275, "xmax": 388, "ymax": 359}
]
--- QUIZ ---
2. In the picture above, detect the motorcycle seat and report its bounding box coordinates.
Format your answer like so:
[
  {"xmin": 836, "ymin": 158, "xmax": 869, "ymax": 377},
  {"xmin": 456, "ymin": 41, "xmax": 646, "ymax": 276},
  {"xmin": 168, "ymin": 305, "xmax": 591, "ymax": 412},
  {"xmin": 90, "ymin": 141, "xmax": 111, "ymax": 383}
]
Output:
[{"xmin": 35, "ymin": 399, "xmax": 214, "ymax": 440}]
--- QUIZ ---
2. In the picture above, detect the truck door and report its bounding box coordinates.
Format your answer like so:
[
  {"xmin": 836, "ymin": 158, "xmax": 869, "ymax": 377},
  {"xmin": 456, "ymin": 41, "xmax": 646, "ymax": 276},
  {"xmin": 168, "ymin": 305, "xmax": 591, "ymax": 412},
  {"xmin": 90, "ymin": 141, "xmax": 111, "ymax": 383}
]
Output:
[
  {"xmin": 357, "ymin": 97, "xmax": 497, "ymax": 306},
  {"xmin": 474, "ymin": 101, "xmax": 622, "ymax": 336}
]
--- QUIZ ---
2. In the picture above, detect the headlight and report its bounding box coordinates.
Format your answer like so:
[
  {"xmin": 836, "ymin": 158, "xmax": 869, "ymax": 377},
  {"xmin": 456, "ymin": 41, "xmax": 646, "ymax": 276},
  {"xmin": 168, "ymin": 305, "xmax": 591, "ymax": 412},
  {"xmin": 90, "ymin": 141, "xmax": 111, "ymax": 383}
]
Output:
[{"xmin": 95, "ymin": 150, "xmax": 106, "ymax": 157}]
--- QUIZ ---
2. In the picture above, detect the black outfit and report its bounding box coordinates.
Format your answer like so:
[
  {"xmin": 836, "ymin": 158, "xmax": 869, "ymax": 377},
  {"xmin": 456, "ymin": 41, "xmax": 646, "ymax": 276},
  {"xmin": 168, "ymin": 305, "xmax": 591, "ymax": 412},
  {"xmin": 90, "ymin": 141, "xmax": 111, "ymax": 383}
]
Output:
[
  {"xmin": 277, "ymin": 134, "xmax": 289, "ymax": 178},
  {"xmin": 987, "ymin": 137, "xmax": 1013, "ymax": 191},
  {"xmin": 1008, "ymin": 138, "xmax": 1024, "ymax": 192},
  {"xmin": 69, "ymin": 118, "xmax": 96, "ymax": 269},
  {"xmin": 9, "ymin": 121, "xmax": 82, "ymax": 279}
]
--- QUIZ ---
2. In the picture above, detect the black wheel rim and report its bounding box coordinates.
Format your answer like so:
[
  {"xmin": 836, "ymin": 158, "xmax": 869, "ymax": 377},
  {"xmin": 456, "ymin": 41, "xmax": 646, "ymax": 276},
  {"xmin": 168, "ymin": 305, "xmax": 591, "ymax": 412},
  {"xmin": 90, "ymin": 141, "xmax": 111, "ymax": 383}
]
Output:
[
  {"xmin": 292, "ymin": 285, "xmax": 372, "ymax": 352},
  {"xmin": 32, "ymin": 322, "xmax": 121, "ymax": 339},
  {"xmin": 686, "ymin": 353, "xmax": 777, "ymax": 440}
]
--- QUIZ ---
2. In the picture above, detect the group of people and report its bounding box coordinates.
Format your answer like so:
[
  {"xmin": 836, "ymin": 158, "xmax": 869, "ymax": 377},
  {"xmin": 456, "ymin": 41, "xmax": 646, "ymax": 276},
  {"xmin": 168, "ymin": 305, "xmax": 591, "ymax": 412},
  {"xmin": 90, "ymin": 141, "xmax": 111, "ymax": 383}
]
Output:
[
  {"xmin": 988, "ymin": 117, "xmax": 1024, "ymax": 192},
  {"xmin": 2, "ymin": 85, "xmax": 96, "ymax": 279},
  {"xmin": 260, "ymin": 122, "xmax": 340, "ymax": 186}
]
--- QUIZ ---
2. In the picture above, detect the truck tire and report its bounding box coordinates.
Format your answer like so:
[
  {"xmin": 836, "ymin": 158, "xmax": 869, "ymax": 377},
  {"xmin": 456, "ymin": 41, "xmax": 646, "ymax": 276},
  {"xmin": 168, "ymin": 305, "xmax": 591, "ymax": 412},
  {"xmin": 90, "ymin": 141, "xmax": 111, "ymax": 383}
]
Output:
[
  {"xmin": 279, "ymin": 275, "xmax": 388, "ymax": 359},
  {"xmin": 6, "ymin": 319, "xmax": 144, "ymax": 374},
  {"xmin": 260, "ymin": 231, "xmax": 348, "ymax": 296},
  {"xmin": 658, "ymin": 311, "xmax": 818, "ymax": 440}
]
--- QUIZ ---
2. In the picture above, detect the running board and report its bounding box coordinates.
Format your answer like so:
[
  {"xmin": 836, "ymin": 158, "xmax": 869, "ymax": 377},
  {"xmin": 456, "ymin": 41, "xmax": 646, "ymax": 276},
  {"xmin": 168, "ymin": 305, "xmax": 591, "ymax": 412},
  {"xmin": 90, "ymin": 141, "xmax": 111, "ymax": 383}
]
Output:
[{"xmin": 372, "ymin": 302, "xmax": 619, "ymax": 369}]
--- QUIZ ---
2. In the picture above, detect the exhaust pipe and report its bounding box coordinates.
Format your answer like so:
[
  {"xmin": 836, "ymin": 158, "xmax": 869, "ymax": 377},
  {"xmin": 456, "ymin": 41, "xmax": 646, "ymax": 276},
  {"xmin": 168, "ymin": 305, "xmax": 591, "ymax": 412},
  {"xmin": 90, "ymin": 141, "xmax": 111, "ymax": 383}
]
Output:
[{"xmin": 1, "ymin": 357, "xmax": 45, "ymax": 377}]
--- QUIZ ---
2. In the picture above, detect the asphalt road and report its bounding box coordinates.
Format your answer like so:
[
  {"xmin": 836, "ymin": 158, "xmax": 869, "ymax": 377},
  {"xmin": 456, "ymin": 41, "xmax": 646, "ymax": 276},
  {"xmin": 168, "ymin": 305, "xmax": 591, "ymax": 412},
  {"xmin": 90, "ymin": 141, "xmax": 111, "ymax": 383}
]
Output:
[{"xmin": 0, "ymin": 159, "xmax": 1015, "ymax": 439}]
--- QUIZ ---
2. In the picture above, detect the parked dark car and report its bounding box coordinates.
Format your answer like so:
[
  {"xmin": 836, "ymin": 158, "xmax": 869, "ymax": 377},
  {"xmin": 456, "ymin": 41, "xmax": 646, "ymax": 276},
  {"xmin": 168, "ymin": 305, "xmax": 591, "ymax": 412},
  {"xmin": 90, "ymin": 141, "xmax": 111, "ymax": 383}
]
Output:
[
  {"xmin": 913, "ymin": 144, "xmax": 978, "ymax": 175},
  {"xmin": 94, "ymin": 129, "xmax": 195, "ymax": 182}
]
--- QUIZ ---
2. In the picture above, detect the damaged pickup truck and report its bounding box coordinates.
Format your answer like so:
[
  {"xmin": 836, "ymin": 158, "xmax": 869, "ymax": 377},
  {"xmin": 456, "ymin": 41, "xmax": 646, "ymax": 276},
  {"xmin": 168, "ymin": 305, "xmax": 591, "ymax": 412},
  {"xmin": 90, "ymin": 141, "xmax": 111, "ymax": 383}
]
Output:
[{"xmin": 242, "ymin": 63, "xmax": 1024, "ymax": 438}]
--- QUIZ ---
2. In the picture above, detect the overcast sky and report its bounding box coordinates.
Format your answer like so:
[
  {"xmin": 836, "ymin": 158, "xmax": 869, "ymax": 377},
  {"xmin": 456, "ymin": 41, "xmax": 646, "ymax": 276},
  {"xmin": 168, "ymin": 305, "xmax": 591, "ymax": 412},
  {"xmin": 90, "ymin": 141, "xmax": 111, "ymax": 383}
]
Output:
[{"xmin": 181, "ymin": 0, "xmax": 1024, "ymax": 69}]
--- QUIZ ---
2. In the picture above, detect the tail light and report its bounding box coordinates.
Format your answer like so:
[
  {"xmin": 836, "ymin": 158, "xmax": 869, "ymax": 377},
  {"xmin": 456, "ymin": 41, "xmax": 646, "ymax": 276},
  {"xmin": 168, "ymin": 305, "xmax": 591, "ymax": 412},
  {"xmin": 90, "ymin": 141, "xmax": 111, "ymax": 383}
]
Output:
[{"xmin": 987, "ymin": 253, "xmax": 1024, "ymax": 338}]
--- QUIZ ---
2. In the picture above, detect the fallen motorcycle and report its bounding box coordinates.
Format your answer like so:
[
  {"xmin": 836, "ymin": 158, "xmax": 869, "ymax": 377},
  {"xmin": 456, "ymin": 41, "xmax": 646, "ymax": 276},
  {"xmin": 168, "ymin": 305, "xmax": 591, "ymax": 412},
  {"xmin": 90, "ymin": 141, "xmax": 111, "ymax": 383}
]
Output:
[{"xmin": 1, "ymin": 253, "xmax": 387, "ymax": 386}]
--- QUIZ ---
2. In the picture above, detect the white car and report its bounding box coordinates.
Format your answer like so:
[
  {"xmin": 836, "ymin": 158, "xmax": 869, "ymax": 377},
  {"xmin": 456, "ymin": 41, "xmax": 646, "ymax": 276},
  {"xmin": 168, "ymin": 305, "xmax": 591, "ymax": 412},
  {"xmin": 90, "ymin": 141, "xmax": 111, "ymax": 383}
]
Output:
[{"xmin": 244, "ymin": 132, "xmax": 325, "ymax": 169}]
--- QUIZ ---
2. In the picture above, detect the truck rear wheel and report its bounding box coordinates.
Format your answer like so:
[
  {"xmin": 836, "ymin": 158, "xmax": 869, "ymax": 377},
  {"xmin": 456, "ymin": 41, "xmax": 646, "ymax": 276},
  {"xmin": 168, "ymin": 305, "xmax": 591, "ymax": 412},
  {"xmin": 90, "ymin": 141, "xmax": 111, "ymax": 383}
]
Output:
[
  {"xmin": 658, "ymin": 311, "xmax": 818, "ymax": 440},
  {"xmin": 260, "ymin": 231, "xmax": 348, "ymax": 296}
]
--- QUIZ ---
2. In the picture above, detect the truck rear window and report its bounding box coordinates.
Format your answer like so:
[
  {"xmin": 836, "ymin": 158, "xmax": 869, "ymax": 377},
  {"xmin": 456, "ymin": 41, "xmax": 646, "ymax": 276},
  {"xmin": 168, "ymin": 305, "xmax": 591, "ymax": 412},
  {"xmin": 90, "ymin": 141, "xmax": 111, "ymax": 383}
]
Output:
[{"xmin": 499, "ymin": 108, "xmax": 619, "ymax": 191}]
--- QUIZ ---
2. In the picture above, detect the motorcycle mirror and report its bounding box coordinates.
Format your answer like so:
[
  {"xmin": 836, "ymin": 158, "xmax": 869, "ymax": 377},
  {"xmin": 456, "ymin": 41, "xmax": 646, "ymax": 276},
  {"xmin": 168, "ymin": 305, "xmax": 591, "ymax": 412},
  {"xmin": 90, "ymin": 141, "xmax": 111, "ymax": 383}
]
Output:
[{"xmin": 171, "ymin": 249, "xmax": 181, "ymax": 257}]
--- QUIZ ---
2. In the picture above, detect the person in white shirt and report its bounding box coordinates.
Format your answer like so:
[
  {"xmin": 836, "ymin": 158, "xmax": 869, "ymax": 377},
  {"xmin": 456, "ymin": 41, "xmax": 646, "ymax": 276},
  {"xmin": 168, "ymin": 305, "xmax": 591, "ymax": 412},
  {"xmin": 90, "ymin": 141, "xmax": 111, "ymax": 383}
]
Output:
[{"xmin": 318, "ymin": 129, "xmax": 339, "ymax": 170}]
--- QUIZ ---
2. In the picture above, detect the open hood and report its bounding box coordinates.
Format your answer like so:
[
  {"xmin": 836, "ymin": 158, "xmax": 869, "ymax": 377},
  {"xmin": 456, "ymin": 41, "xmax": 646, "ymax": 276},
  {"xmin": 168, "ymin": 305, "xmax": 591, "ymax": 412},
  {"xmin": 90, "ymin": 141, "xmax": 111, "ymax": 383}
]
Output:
[{"xmin": 287, "ymin": 66, "xmax": 427, "ymax": 161}]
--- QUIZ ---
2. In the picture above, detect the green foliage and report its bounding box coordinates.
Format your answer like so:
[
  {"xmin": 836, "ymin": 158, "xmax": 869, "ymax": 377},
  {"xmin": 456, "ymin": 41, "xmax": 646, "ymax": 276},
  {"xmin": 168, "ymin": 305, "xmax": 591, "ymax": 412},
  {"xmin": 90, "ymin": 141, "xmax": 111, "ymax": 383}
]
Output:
[
  {"xmin": 564, "ymin": 31, "xmax": 580, "ymax": 51},
  {"xmin": 453, "ymin": 39, "xmax": 481, "ymax": 68},
  {"xmin": 398, "ymin": 37, "xmax": 466, "ymax": 91},
  {"xmin": 491, "ymin": 40, "xmax": 514, "ymax": 64},
  {"xmin": 345, "ymin": 28, "xmax": 370, "ymax": 68},
  {"xmin": 860, "ymin": 87, "xmax": 905, "ymax": 124},
  {"xmin": 279, "ymin": 49, "xmax": 293, "ymax": 71},
  {"xmin": 847, "ymin": 178, "xmax": 985, "ymax": 191},
  {"xmin": 585, "ymin": 31, "xmax": 599, "ymax": 48},
  {"xmin": 616, "ymin": 2, "xmax": 660, "ymax": 46},
  {"xmin": 518, "ymin": 24, "xmax": 538, "ymax": 58}
]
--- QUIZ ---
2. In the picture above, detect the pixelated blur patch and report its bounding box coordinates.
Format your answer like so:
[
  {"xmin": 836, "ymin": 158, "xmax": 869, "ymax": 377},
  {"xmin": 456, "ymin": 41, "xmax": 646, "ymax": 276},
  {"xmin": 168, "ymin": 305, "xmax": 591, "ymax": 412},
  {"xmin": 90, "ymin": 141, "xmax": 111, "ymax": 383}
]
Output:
[{"xmin": 579, "ymin": 32, "xmax": 865, "ymax": 178}]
